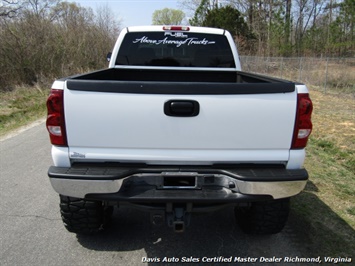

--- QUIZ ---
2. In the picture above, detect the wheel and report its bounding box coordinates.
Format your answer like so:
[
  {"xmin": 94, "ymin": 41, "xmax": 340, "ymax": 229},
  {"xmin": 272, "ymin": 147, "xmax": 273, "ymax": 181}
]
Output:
[
  {"xmin": 235, "ymin": 198, "xmax": 290, "ymax": 235},
  {"xmin": 59, "ymin": 195, "xmax": 113, "ymax": 235}
]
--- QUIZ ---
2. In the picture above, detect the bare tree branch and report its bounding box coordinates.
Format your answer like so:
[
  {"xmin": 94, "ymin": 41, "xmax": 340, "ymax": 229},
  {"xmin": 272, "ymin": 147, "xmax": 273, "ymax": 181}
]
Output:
[{"xmin": 0, "ymin": 0, "xmax": 22, "ymax": 18}]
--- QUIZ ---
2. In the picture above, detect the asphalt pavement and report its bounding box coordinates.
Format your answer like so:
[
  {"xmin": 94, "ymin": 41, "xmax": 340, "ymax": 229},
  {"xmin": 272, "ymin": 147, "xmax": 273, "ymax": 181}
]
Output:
[{"xmin": 0, "ymin": 121, "xmax": 318, "ymax": 266}]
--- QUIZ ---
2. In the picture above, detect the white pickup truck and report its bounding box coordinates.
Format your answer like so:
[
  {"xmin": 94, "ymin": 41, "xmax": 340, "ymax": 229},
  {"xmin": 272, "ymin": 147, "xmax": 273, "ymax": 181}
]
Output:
[{"xmin": 46, "ymin": 26, "xmax": 313, "ymax": 235}]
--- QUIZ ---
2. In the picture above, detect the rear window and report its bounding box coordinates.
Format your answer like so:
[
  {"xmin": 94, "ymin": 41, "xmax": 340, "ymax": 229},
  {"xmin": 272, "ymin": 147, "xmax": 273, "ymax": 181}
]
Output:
[{"xmin": 116, "ymin": 31, "xmax": 235, "ymax": 68}]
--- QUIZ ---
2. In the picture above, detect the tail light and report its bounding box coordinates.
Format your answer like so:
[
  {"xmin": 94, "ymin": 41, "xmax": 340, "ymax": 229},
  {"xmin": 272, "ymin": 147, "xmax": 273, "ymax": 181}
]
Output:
[
  {"xmin": 291, "ymin": 93, "xmax": 313, "ymax": 149},
  {"xmin": 46, "ymin": 89, "xmax": 67, "ymax": 146}
]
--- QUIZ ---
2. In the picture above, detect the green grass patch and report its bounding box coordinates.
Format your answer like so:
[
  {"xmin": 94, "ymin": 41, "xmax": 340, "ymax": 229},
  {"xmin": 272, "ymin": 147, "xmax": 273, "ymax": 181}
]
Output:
[
  {"xmin": 347, "ymin": 207, "xmax": 355, "ymax": 216},
  {"xmin": 292, "ymin": 90, "xmax": 355, "ymax": 257},
  {"xmin": 0, "ymin": 85, "xmax": 49, "ymax": 137}
]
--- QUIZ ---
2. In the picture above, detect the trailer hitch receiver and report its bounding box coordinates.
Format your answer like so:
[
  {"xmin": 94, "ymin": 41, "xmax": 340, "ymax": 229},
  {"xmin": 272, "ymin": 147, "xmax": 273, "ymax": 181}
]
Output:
[{"xmin": 166, "ymin": 204, "xmax": 191, "ymax": 233}]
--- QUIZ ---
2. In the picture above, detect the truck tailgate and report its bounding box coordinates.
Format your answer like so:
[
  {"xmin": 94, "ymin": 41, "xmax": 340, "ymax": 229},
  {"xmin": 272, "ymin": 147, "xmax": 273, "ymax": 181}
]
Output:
[{"xmin": 64, "ymin": 82, "xmax": 296, "ymax": 164}]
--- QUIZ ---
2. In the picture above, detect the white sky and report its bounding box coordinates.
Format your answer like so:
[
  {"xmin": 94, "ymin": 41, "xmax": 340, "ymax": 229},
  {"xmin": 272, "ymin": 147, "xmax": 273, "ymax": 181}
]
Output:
[{"xmin": 74, "ymin": 0, "xmax": 183, "ymax": 28}]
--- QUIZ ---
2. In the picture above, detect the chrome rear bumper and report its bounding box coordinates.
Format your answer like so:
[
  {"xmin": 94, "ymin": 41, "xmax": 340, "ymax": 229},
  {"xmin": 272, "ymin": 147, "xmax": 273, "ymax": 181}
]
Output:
[{"xmin": 48, "ymin": 165, "xmax": 308, "ymax": 201}]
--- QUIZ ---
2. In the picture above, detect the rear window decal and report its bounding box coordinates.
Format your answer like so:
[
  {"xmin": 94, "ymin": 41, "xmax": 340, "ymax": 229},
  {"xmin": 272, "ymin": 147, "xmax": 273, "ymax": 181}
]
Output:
[
  {"xmin": 118, "ymin": 31, "xmax": 235, "ymax": 67},
  {"xmin": 132, "ymin": 36, "xmax": 216, "ymax": 47}
]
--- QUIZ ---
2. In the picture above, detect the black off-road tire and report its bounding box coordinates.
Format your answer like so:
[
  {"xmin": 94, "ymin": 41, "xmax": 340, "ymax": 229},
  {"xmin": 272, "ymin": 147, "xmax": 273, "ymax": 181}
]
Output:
[
  {"xmin": 59, "ymin": 195, "xmax": 113, "ymax": 235},
  {"xmin": 235, "ymin": 198, "xmax": 290, "ymax": 235}
]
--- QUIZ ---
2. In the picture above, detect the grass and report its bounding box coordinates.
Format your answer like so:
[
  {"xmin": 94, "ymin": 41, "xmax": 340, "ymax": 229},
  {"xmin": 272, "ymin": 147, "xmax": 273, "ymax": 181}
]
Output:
[
  {"xmin": 0, "ymin": 85, "xmax": 49, "ymax": 138},
  {"xmin": 241, "ymin": 58, "xmax": 354, "ymax": 256},
  {"xmin": 240, "ymin": 57, "xmax": 355, "ymax": 94},
  {"xmin": 292, "ymin": 89, "xmax": 355, "ymax": 257}
]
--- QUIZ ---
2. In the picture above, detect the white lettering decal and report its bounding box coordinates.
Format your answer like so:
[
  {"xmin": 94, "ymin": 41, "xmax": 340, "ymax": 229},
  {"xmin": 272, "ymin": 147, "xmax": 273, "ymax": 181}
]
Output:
[{"xmin": 132, "ymin": 36, "xmax": 216, "ymax": 47}]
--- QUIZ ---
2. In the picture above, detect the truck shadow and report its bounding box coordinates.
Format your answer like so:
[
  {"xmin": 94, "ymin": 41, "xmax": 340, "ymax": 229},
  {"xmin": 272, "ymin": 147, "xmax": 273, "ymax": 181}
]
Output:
[{"xmin": 76, "ymin": 181, "xmax": 354, "ymax": 264}]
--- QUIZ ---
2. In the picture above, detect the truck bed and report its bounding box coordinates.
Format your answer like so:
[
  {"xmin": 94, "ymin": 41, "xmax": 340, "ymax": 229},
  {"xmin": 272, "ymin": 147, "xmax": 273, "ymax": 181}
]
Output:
[
  {"xmin": 60, "ymin": 67, "xmax": 298, "ymax": 167},
  {"xmin": 66, "ymin": 68, "xmax": 295, "ymax": 94}
]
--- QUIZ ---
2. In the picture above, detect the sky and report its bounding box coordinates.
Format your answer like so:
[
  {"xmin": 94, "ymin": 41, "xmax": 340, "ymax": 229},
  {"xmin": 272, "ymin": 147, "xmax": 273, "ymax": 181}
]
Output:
[{"xmin": 74, "ymin": 0, "xmax": 184, "ymax": 28}]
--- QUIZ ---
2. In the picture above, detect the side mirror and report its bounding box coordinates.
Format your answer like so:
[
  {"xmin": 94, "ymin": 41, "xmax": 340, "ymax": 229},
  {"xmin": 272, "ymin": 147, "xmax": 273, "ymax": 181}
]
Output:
[{"xmin": 106, "ymin": 52, "xmax": 112, "ymax": 62}]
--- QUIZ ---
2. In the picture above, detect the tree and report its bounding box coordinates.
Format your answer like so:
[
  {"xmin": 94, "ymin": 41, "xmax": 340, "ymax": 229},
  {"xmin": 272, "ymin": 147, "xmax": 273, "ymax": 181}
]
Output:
[
  {"xmin": 0, "ymin": 0, "xmax": 121, "ymax": 91},
  {"xmin": 189, "ymin": 0, "xmax": 212, "ymax": 26},
  {"xmin": 284, "ymin": 0, "xmax": 292, "ymax": 55},
  {"xmin": 299, "ymin": 0, "xmax": 355, "ymax": 56},
  {"xmin": 179, "ymin": 0, "xmax": 218, "ymax": 20},
  {"xmin": 0, "ymin": 0, "xmax": 22, "ymax": 17},
  {"xmin": 152, "ymin": 8, "xmax": 185, "ymax": 25},
  {"xmin": 203, "ymin": 5, "xmax": 252, "ymax": 38},
  {"xmin": 180, "ymin": 0, "xmax": 354, "ymax": 56},
  {"xmin": 340, "ymin": 0, "xmax": 355, "ymax": 53},
  {"xmin": 202, "ymin": 5, "xmax": 255, "ymax": 53},
  {"xmin": 327, "ymin": 0, "xmax": 355, "ymax": 55}
]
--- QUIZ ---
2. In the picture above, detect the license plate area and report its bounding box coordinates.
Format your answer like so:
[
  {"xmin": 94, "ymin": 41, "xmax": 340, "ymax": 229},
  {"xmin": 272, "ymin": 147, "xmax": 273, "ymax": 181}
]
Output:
[{"xmin": 159, "ymin": 172, "xmax": 199, "ymax": 189}]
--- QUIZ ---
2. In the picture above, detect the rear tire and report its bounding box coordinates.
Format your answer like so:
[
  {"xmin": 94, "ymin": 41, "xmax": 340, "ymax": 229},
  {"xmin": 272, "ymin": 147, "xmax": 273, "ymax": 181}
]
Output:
[
  {"xmin": 235, "ymin": 198, "xmax": 290, "ymax": 235},
  {"xmin": 59, "ymin": 195, "xmax": 113, "ymax": 235}
]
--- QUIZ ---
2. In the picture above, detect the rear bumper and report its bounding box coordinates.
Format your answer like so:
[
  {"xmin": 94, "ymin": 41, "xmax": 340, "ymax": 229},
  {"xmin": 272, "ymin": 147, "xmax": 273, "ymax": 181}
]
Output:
[{"xmin": 48, "ymin": 165, "xmax": 308, "ymax": 201}]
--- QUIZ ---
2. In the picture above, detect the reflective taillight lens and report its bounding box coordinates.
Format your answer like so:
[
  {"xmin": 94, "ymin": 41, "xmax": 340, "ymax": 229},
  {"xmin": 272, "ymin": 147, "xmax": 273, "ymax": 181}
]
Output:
[
  {"xmin": 46, "ymin": 89, "xmax": 67, "ymax": 146},
  {"xmin": 292, "ymin": 93, "xmax": 313, "ymax": 149}
]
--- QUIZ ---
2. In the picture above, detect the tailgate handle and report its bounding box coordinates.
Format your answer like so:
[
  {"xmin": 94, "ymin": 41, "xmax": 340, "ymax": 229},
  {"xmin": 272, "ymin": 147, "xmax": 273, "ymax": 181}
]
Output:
[{"xmin": 164, "ymin": 100, "xmax": 200, "ymax": 117}]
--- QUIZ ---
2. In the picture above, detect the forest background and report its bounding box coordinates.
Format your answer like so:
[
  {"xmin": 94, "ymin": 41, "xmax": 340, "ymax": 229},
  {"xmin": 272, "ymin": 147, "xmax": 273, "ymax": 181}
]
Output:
[{"xmin": 0, "ymin": 0, "xmax": 354, "ymax": 91}]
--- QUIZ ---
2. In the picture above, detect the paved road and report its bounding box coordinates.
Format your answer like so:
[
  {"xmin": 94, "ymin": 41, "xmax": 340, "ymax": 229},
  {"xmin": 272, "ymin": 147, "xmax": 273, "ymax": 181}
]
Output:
[{"xmin": 0, "ymin": 122, "xmax": 320, "ymax": 266}]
